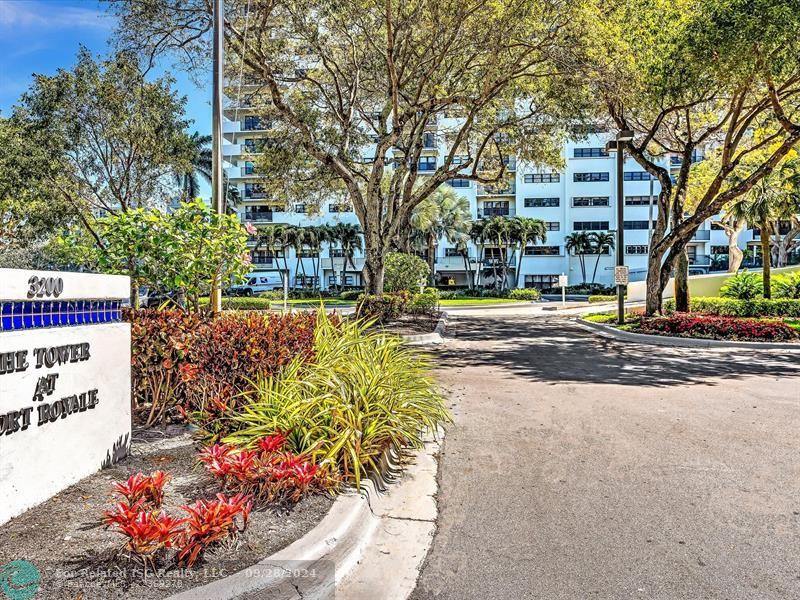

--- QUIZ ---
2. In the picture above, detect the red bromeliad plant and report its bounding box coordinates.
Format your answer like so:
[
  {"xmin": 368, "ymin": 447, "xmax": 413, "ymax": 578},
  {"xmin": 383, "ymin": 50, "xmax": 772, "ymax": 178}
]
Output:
[
  {"xmin": 102, "ymin": 500, "xmax": 186, "ymax": 569},
  {"xmin": 198, "ymin": 434, "xmax": 334, "ymax": 505},
  {"xmin": 176, "ymin": 493, "xmax": 252, "ymax": 567},
  {"xmin": 112, "ymin": 470, "xmax": 170, "ymax": 509},
  {"xmin": 640, "ymin": 314, "xmax": 799, "ymax": 342}
]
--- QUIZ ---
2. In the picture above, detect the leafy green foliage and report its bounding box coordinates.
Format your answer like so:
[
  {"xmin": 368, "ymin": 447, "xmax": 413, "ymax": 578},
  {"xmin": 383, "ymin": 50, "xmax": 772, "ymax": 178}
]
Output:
[
  {"xmin": 772, "ymin": 272, "xmax": 800, "ymax": 299},
  {"xmin": 224, "ymin": 312, "xmax": 451, "ymax": 487},
  {"xmin": 356, "ymin": 291, "xmax": 411, "ymax": 324},
  {"xmin": 384, "ymin": 252, "xmax": 430, "ymax": 293},
  {"xmin": 408, "ymin": 288, "xmax": 441, "ymax": 315},
  {"xmin": 508, "ymin": 288, "xmax": 541, "ymax": 301},
  {"xmin": 719, "ymin": 271, "xmax": 763, "ymax": 300},
  {"xmin": 663, "ymin": 297, "xmax": 800, "ymax": 317}
]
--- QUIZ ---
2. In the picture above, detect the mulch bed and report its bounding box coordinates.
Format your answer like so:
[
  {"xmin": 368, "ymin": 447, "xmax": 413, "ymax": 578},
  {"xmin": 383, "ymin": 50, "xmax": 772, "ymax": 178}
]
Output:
[
  {"xmin": 0, "ymin": 427, "xmax": 333, "ymax": 600},
  {"xmin": 376, "ymin": 313, "xmax": 441, "ymax": 336}
]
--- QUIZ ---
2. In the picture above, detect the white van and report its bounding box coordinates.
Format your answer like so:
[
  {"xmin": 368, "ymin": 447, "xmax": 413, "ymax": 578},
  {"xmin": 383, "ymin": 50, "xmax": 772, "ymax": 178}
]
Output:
[{"xmin": 229, "ymin": 272, "xmax": 285, "ymax": 296}]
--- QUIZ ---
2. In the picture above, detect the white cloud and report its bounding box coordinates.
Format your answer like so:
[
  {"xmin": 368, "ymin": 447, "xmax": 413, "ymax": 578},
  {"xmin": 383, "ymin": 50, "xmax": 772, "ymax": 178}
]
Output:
[{"xmin": 0, "ymin": 1, "xmax": 112, "ymax": 30}]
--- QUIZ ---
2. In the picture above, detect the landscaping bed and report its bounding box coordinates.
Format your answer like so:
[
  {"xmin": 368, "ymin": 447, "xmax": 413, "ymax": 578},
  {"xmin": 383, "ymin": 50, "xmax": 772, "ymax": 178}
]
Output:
[
  {"xmin": 583, "ymin": 311, "xmax": 800, "ymax": 343},
  {"xmin": 0, "ymin": 428, "xmax": 333, "ymax": 600}
]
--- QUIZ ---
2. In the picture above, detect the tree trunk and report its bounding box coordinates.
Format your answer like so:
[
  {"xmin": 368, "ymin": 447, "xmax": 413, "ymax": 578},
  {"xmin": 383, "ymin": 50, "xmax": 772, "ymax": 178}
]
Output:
[
  {"xmin": 761, "ymin": 218, "xmax": 771, "ymax": 299},
  {"xmin": 515, "ymin": 238, "xmax": 526, "ymax": 289},
  {"xmin": 726, "ymin": 219, "xmax": 746, "ymax": 272},
  {"xmin": 363, "ymin": 243, "xmax": 385, "ymax": 295},
  {"xmin": 427, "ymin": 233, "xmax": 436, "ymax": 287},
  {"xmin": 644, "ymin": 245, "xmax": 669, "ymax": 316},
  {"xmin": 591, "ymin": 253, "xmax": 601, "ymax": 284},
  {"xmin": 674, "ymin": 250, "xmax": 689, "ymax": 312}
]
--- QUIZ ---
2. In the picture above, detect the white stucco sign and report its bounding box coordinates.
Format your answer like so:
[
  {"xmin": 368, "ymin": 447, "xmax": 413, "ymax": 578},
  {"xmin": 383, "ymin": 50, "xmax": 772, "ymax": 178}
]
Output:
[{"xmin": 0, "ymin": 269, "xmax": 131, "ymax": 525}]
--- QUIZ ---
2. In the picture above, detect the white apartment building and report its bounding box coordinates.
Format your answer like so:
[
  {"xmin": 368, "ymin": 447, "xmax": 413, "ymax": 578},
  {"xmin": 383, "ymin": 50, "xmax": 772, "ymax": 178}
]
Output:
[{"xmin": 223, "ymin": 100, "xmax": 766, "ymax": 290}]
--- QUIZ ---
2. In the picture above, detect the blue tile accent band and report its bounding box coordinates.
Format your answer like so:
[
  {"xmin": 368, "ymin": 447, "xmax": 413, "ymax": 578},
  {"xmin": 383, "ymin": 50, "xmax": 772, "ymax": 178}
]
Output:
[{"xmin": 0, "ymin": 300, "xmax": 122, "ymax": 332}]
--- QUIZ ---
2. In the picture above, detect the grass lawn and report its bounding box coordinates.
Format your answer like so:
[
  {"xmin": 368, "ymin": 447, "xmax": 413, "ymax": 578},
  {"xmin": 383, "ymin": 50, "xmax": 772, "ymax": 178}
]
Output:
[
  {"xmin": 438, "ymin": 297, "xmax": 527, "ymax": 306},
  {"xmin": 277, "ymin": 298, "xmax": 356, "ymax": 306}
]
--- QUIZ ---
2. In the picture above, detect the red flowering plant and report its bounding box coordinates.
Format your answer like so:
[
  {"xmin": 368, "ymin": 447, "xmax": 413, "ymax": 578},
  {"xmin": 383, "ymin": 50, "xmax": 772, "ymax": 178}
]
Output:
[
  {"xmin": 112, "ymin": 470, "xmax": 170, "ymax": 509},
  {"xmin": 640, "ymin": 314, "xmax": 799, "ymax": 342},
  {"xmin": 176, "ymin": 493, "xmax": 252, "ymax": 567},
  {"xmin": 198, "ymin": 433, "xmax": 336, "ymax": 505}
]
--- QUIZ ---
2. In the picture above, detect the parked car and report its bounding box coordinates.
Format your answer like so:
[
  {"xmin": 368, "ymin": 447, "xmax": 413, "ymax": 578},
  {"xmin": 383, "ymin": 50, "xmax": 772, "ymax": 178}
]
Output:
[{"xmin": 228, "ymin": 272, "xmax": 285, "ymax": 296}]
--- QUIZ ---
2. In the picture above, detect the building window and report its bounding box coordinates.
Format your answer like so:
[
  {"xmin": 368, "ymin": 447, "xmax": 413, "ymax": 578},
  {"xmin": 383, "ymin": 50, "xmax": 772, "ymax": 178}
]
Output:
[
  {"xmin": 447, "ymin": 178, "xmax": 470, "ymax": 188},
  {"xmin": 422, "ymin": 132, "xmax": 436, "ymax": 149},
  {"xmin": 524, "ymin": 245, "xmax": 561, "ymax": 256},
  {"xmin": 623, "ymin": 220, "xmax": 650, "ymax": 230},
  {"xmin": 710, "ymin": 222, "xmax": 725, "ymax": 231},
  {"xmin": 444, "ymin": 247, "xmax": 461, "ymax": 257},
  {"xmin": 329, "ymin": 248, "xmax": 345, "ymax": 258},
  {"xmin": 626, "ymin": 245, "xmax": 649, "ymax": 255},
  {"xmin": 623, "ymin": 171, "xmax": 652, "ymax": 181},
  {"xmin": 451, "ymin": 155, "xmax": 470, "ymax": 165},
  {"xmin": 573, "ymin": 147, "xmax": 609, "ymax": 158},
  {"xmin": 244, "ymin": 206, "xmax": 273, "ymax": 221},
  {"xmin": 243, "ymin": 139, "xmax": 260, "ymax": 153},
  {"xmin": 573, "ymin": 172, "xmax": 609, "ymax": 182},
  {"xmin": 524, "ymin": 197, "xmax": 559, "ymax": 208},
  {"xmin": 250, "ymin": 250, "xmax": 279, "ymax": 264},
  {"xmin": 524, "ymin": 173, "xmax": 560, "ymax": 183},
  {"xmin": 329, "ymin": 203, "xmax": 353, "ymax": 213},
  {"xmin": 297, "ymin": 249, "xmax": 318, "ymax": 258},
  {"xmin": 573, "ymin": 221, "xmax": 610, "ymax": 231},
  {"xmin": 625, "ymin": 196, "xmax": 656, "ymax": 206},
  {"xmin": 295, "ymin": 203, "xmax": 306, "ymax": 213},
  {"xmin": 418, "ymin": 156, "xmax": 437, "ymax": 171},
  {"xmin": 243, "ymin": 116, "xmax": 263, "ymax": 131},
  {"xmin": 242, "ymin": 161, "xmax": 256, "ymax": 175},
  {"xmin": 572, "ymin": 196, "xmax": 609, "ymax": 207},
  {"xmin": 244, "ymin": 183, "xmax": 266, "ymax": 199},
  {"xmin": 480, "ymin": 201, "xmax": 510, "ymax": 217},
  {"xmin": 524, "ymin": 274, "xmax": 560, "ymax": 289},
  {"xmin": 545, "ymin": 221, "xmax": 560, "ymax": 231},
  {"xmin": 711, "ymin": 245, "xmax": 729, "ymax": 255}
]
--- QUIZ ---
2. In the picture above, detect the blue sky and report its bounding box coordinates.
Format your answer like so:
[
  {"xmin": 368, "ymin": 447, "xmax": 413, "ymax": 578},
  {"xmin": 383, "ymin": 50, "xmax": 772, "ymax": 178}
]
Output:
[{"xmin": 0, "ymin": 0, "xmax": 212, "ymax": 134}]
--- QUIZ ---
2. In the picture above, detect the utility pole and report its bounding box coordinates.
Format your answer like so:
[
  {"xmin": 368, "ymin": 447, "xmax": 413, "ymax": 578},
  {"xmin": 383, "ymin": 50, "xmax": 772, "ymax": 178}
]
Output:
[{"xmin": 210, "ymin": 0, "xmax": 225, "ymax": 314}]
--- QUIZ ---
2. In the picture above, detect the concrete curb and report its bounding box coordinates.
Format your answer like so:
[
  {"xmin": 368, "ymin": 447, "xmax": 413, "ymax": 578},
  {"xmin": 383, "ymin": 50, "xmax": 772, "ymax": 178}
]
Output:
[
  {"xmin": 576, "ymin": 317, "xmax": 800, "ymax": 351},
  {"xmin": 167, "ymin": 433, "xmax": 442, "ymax": 600},
  {"xmin": 402, "ymin": 311, "xmax": 449, "ymax": 345}
]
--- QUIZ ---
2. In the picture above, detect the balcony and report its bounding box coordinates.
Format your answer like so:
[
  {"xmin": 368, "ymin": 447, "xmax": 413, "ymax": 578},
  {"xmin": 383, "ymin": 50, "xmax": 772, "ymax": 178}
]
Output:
[
  {"xmin": 477, "ymin": 206, "xmax": 516, "ymax": 218},
  {"xmin": 477, "ymin": 183, "xmax": 516, "ymax": 196},
  {"xmin": 321, "ymin": 257, "xmax": 365, "ymax": 271},
  {"xmin": 243, "ymin": 211, "xmax": 273, "ymax": 223},
  {"xmin": 438, "ymin": 255, "xmax": 477, "ymax": 270},
  {"xmin": 692, "ymin": 229, "xmax": 711, "ymax": 241}
]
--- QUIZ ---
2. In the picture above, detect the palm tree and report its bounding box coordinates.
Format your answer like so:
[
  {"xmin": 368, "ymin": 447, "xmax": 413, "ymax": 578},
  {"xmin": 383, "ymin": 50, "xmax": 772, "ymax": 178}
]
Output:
[
  {"xmin": 312, "ymin": 225, "xmax": 332, "ymax": 291},
  {"xmin": 729, "ymin": 177, "xmax": 793, "ymax": 298},
  {"xmin": 175, "ymin": 131, "xmax": 241, "ymax": 209},
  {"xmin": 329, "ymin": 222, "xmax": 363, "ymax": 289},
  {"xmin": 455, "ymin": 235, "xmax": 475, "ymax": 290},
  {"xmin": 511, "ymin": 216, "xmax": 547, "ymax": 289},
  {"xmin": 470, "ymin": 220, "xmax": 488, "ymax": 288},
  {"xmin": 483, "ymin": 216, "xmax": 514, "ymax": 290},
  {"xmin": 291, "ymin": 226, "xmax": 308, "ymax": 289},
  {"xmin": 565, "ymin": 232, "xmax": 592, "ymax": 285},
  {"xmin": 411, "ymin": 186, "xmax": 471, "ymax": 285},
  {"xmin": 588, "ymin": 231, "xmax": 615, "ymax": 285}
]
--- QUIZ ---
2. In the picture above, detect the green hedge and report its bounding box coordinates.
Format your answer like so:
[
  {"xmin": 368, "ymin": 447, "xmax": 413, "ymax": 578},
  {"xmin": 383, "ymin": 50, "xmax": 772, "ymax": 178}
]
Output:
[
  {"xmin": 200, "ymin": 296, "xmax": 275, "ymax": 310},
  {"xmin": 508, "ymin": 288, "xmax": 541, "ymax": 301},
  {"xmin": 664, "ymin": 297, "xmax": 800, "ymax": 317},
  {"xmin": 588, "ymin": 294, "xmax": 620, "ymax": 303}
]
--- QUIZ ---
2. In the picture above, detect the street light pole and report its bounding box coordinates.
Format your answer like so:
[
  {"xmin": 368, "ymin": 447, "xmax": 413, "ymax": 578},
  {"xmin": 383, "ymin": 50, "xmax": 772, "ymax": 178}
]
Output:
[
  {"xmin": 606, "ymin": 130, "xmax": 634, "ymax": 325},
  {"xmin": 210, "ymin": 0, "xmax": 225, "ymax": 314}
]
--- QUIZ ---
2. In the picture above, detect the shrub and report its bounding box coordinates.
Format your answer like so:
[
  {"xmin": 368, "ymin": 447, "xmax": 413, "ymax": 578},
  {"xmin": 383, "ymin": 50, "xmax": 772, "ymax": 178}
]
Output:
[
  {"xmin": 258, "ymin": 290, "xmax": 284, "ymax": 301},
  {"xmin": 355, "ymin": 291, "xmax": 410, "ymax": 323},
  {"xmin": 125, "ymin": 310, "xmax": 320, "ymax": 430},
  {"xmin": 177, "ymin": 493, "xmax": 252, "ymax": 567},
  {"xmin": 640, "ymin": 314, "xmax": 798, "ymax": 341},
  {"xmin": 338, "ymin": 289, "xmax": 362, "ymax": 301},
  {"xmin": 772, "ymin": 271, "xmax": 800, "ymax": 299},
  {"xmin": 663, "ymin": 297, "xmax": 800, "ymax": 318},
  {"xmin": 408, "ymin": 287, "xmax": 440, "ymax": 315},
  {"xmin": 384, "ymin": 252, "xmax": 430, "ymax": 293},
  {"xmin": 508, "ymin": 288, "xmax": 541, "ymax": 301},
  {"xmin": 225, "ymin": 312, "xmax": 451, "ymax": 487},
  {"xmin": 198, "ymin": 434, "xmax": 334, "ymax": 506},
  {"xmin": 588, "ymin": 294, "xmax": 618, "ymax": 303},
  {"xmin": 719, "ymin": 270, "xmax": 763, "ymax": 300}
]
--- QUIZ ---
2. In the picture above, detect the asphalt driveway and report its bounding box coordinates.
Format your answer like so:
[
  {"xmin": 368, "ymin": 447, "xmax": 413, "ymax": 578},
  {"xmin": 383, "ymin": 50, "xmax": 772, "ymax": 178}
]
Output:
[{"xmin": 411, "ymin": 312, "xmax": 800, "ymax": 600}]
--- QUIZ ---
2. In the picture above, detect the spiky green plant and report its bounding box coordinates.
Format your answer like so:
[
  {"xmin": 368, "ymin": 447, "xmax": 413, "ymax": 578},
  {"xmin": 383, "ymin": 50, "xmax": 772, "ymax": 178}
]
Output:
[
  {"xmin": 224, "ymin": 311, "xmax": 450, "ymax": 487},
  {"xmin": 772, "ymin": 271, "xmax": 800, "ymax": 299},
  {"xmin": 719, "ymin": 270, "xmax": 763, "ymax": 300}
]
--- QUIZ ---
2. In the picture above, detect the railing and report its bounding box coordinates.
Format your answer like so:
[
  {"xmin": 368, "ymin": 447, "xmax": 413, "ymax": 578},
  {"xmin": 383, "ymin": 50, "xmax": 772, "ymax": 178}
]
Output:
[
  {"xmin": 244, "ymin": 212, "xmax": 273, "ymax": 223},
  {"xmin": 688, "ymin": 254, "xmax": 712, "ymax": 266},
  {"xmin": 243, "ymin": 192, "xmax": 269, "ymax": 200},
  {"xmin": 477, "ymin": 183, "xmax": 516, "ymax": 196},
  {"xmin": 692, "ymin": 229, "xmax": 711, "ymax": 241},
  {"xmin": 477, "ymin": 207, "xmax": 516, "ymax": 218}
]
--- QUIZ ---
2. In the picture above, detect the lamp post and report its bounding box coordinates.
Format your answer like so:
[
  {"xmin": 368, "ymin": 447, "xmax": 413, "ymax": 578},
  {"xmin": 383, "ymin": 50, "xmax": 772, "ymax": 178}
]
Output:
[
  {"xmin": 606, "ymin": 129, "xmax": 634, "ymax": 325},
  {"xmin": 210, "ymin": 0, "xmax": 225, "ymax": 314}
]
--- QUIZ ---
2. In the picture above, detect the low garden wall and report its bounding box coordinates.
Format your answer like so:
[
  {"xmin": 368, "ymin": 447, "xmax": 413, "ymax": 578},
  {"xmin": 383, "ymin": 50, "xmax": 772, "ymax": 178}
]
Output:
[{"xmin": 627, "ymin": 264, "xmax": 800, "ymax": 302}]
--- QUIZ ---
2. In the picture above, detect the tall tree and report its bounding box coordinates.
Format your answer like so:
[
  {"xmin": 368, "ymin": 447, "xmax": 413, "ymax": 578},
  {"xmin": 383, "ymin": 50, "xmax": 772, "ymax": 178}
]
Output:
[
  {"xmin": 588, "ymin": 231, "xmax": 615, "ymax": 285},
  {"xmin": 565, "ymin": 232, "xmax": 591, "ymax": 285},
  {"xmin": 587, "ymin": 0, "xmax": 800, "ymax": 314},
  {"xmin": 111, "ymin": 0, "xmax": 588, "ymax": 294},
  {"xmin": 13, "ymin": 48, "xmax": 194, "ymax": 246},
  {"xmin": 511, "ymin": 216, "xmax": 548, "ymax": 288}
]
